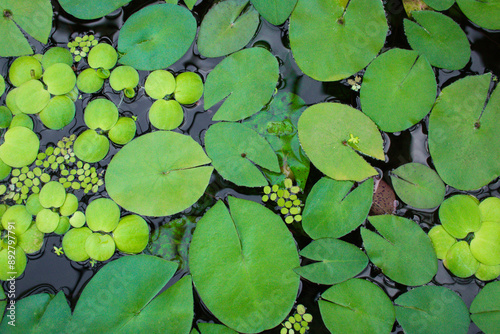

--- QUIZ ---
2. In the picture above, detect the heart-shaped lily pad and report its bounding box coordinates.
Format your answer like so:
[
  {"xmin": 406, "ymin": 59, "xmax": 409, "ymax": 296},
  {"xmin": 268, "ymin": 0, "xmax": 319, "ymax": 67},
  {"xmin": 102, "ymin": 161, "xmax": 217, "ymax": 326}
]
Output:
[
  {"xmin": 429, "ymin": 73, "xmax": 500, "ymax": 191},
  {"xmin": 204, "ymin": 47, "xmax": 279, "ymax": 121},
  {"xmin": 362, "ymin": 215, "xmax": 438, "ymax": 286},
  {"xmin": 108, "ymin": 117, "xmax": 136, "ymax": 145},
  {"xmin": 319, "ymin": 278, "xmax": 395, "ymax": 334},
  {"xmin": 456, "ymin": 0, "xmax": 500, "ymax": 30},
  {"xmin": 58, "ymin": 0, "xmax": 132, "ymax": 20},
  {"xmin": 8, "ymin": 56, "xmax": 42, "ymax": 87},
  {"xmin": 298, "ymin": 102, "xmax": 385, "ymax": 181},
  {"xmin": 205, "ymin": 122, "xmax": 280, "ymax": 187},
  {"xmin": 250, "ymin": 0, "xmax": 297, "ymax": 25},
  {"xmin": 289, "ymin": 0, "xmax": 388, "ymax": 81},
  {"xmin": 36, "ymin": 208, "xmax": 60, "ymax": 233},
  {"xmin": 0, "ymin": 126, "xmax": 39, "ymax": 168},
  {"xmin": 302, "ymin": 177, "xmax": 373, "ymax": 239},
  {"xmin": 17, "ymin": 224, "xmax": 44, "ymax": 254},
  {"xmin": 198, "ymin": 0, "xmax": 260, "ymax": 58},
  {"xmin": 189, "ymin": 197, "xmax": 300, "ymax": 333},
  {"xmin": 470, "ymin": 280, "xmax": 500, "ymax": 334},
  {"xmin": 43, "ymin": 63, "xmax": 76, "ymax": 96},
  {"xmin": 117, "ymin": 3, "xmax": 197, "ymax": 70},
  {"xmin": 85, "ymin": 232, "xmax": 115, "ymax": 261},
  {"xmin": 39, "ymin": 181, "xmax": 66, "ymax": 208},
  {"xmin": 106, "ymin": 131, "xmax": 213, "ymax": 216},
  {"xmin": 360, "ymin": 48, "xmax": 437, "ymax": 132},
  {"xmin": 144, "ymin": 70, "xmax": 175, "ymax": 100},
  {"xmin": 15, "ymin": 79, "xmax": 50, "ymax": 114}
]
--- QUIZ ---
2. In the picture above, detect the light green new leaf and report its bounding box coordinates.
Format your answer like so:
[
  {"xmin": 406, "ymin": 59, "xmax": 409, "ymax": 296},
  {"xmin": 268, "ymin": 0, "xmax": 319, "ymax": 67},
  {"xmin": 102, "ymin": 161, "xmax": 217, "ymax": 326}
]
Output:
[
  {"xmin": 198, "ymin": 0, "xmax": 259, "ymax": 58},
  {"xmin": 361, "ymin": 215, "xmax": 438, "ymax": 286},
  {"xmin": 250, "ymin": 0, "xmax": 297, "ymax": 25},
  {"xmin": 189, "ymin": 197, "xmax": 300, "ymax": 333},
  {"xmin": 294, "ymin": 238, "xmax": 368, "ymax": 285},
  {"xmin": 118, "ymin": 4, "xmax": 197, "ymax": 70},
  {"xmin": 289, "ymin": 0, "xmax": 388, "ymax": 81},
  {"xmin": 205, "ymin": 122, "xmax": 279, "ymax": 187},
  {"xmin": 302, "ymin": 177, "xmax": 373, "ymax": 239},
  {"xmin": 429, "ymin": 74, "xmax": 500, "ymax": 190},
  {"xmin": 395, "ymin": 286, "xmax": 470, "ymax": 334},
  {"xmin": 439, "ymin": 194, "xmax": 481, "ymax": 239},
  {"xmin": 204, "ymin": 47, "xmax": 279, "ymax": 121},
  {"xmin": 0, "ymin": 0, "xmax": 52, "ymax": 56},
  {"xmin": 319, "ymin": 279, "xmax": 395, "ymax": 334},
  {"xmin": 470, "ymin": 280, "xmax": 500, "ymax": 334},
  {"xmin": 457, "ymin": 0, "xmax": 500, "ymax": 30},
  {"xmin": 106, "ymin": 131, "xmax": 213, "ymax": 216},
  {"xmin": 404, "ymin": 11, "xmax": 471, "ymax": 70},
  {"xmin": 360, "ymin": 48, "xmax": 437, "ymax": 132},
  {"xmin": 298, "ymin": 103, "xmax": 385, "ymax": 181},
  {"xmin": 0, "ymin": 126, "xmax": 39, "ymax": 168},
  {"xmin": 390, "ymin": 162, "xmax": 445, "ymax": 209},
  {"xmin": 423, "ymin": 0, "xmax": 455, "ymax": 11},
  {"xmin": 59, "ymin": 0, "xmax": 131, "ymax": 20},
  {"xmin": 184, "ymin": 0, "xmax": 197, "ymax": 10}
]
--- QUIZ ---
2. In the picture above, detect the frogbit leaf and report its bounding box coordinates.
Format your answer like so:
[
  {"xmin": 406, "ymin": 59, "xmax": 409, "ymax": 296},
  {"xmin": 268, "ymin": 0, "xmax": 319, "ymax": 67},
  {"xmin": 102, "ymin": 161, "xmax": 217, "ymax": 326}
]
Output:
[
  {"xmin": 204, "ymin": 47, "xmax": 279, "ymax": 121},
  {"xmin": 59, "ymin": 0, "xmax": 131, "ymax": 20},
  {"xmin": 470, "ymin": 280, "xmax": 500, "ymax": 334},
  {"xmin": 250, "ymin": 0, "xmax": 297, "ymax": 25},
  {"xmin": 205, "ymin": 122, "xmax": 280, "ymax": 187}
]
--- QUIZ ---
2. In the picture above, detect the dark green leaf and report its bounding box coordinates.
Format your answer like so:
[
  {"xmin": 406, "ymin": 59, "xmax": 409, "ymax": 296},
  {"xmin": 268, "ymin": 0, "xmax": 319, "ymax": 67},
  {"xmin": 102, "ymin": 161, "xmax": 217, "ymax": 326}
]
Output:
[
  {"xmin": 59, "ymin": 0, "xmax": 131, "ymax": 20},
  {"xmin": 470, "ymin": 280, "xmax": 500, "ymax": 334},
  {"xmin": 250, "ymin": 0, "xmax": 297, "ymax": 25},
  {"xmin": 456, "ymin": 0, "xmax": 500, "ymax": 30}
]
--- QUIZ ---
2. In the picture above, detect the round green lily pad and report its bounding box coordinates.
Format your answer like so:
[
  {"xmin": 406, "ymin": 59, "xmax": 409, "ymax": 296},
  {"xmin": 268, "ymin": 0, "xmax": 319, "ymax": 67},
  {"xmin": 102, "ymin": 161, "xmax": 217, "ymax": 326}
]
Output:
[
  {"xmin": 15, "ymin": 79, "xmax": 50, "ymax": 114},
  {"xmin": 108, "ymin": 117, "xmax": 136, "ymax": 145},
  {"xmin": 88, "ymin": 43, "xmax": 118, "ymax": 70},
  {"xmin": 428, "ymin": 225, "xmax": 456, "ymax": 260},
  {"xmin": 0, "ymin": 246, "xmax": 27, "ymax": 280},
  {"xmin": 85, "ymin": 198, "xmax": 120, "ymax": 233},
  {"xmin": 0, "ymin": 126, "xmax": 39, "ymax": 168},
  {"xmin": 35, "ymin": 208, "xmax": 60, "ymax": 233},
  {"xmin": 85, "ymin": 232, "xmax": 116, "ymax": 261},
  {"xmin": 17, "ymin": 224, "xmax": 44, "ymax": 254},
  {"xmin": 54, "ymin": 216, "xmax": 71, "ymax": 235},
  {"xmin": 470, "ymin": 221, "xmax": 500, "ymax": 266},
  {"xmin": 59, "ymin": 193, "xmax": 79, "ymax": 217},
  {"xmin": 0, "ymin": 106, "xmax": 12, "ymax": 128},
  {"xmin": 39, "ymin": 95, "xmax": 76, "ymax": 130},
  {"xmin": 84, "ymin": 98, "xmax": 118, "ymax": 131},
  {"xmin": 479, "ymin": 197, "xmax": 500, "ymax": 223},
  {"xmin": 39, "ymin": 181, "xmax": 66, "ymax": 208},
  {"xmin": 444, "ymin": 241, "xmax": 479, "ymax": 278},
  {"xmin": 174, "ymin": 72, "xmax": 204, "ymax": 105},
  {"xmin": 456, "ymin": 0, "xmax": 500, "ymax": 30},
  {"xmin": 73, "ymin": 129, "xmax": 110, "ymax": 163},
  {"xmin": 106, "ymin": 131, "xmax": 213, "ymax": 217},
  {"xmin": 77, "ymin": 68, "xmax": 104, "ymax": 94},
  {"xmin": 9, "ymin": 56, "xmax": 42, "ymax": 87},
  {"xmin": 144, "ymin": 70, "xmax": 175, "ymax": 99},
  {"xmin": 43, "ymin": 63, "xmax": 77, "ymax": 96},
  {"xmin": 41, "ymin": 46, "xmax": 73, "ymax": 69},
  {"xmin": 112, "ymin": 215, "xmax": 149, "ymax": 254},
  {"xmin": 62, "ymin": 227, "xmax": 92, "ymax": 262},
  {"xmin": 1, "ymin": 205, "xmax": 32, "ymax": 235},
  {"xmin": 69, "ymin": 211, "xmax": 86, "ymax": 228},
  {"xmin": 148, "ymin": 99, "xmax": 184, "ymax": 130},
  {"xmin": 439, "ymin": 194, "xmax": 481, "ymax": 239},
  {"xmin": 109, "ymin": 66, "xmax": 139, "ymax": 91},
  {"xmin": 26, "ymin": 193, "xmax": 44, "ymax": 216}
]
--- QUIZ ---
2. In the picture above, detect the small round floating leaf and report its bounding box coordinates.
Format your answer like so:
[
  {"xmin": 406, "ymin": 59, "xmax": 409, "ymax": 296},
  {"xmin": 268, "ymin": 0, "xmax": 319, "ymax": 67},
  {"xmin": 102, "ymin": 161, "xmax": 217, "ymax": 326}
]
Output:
[
  {"xmin": 73, "ymin": 129, "xmax": 110, "ymax": 163},
  {"xmin": 439, "ymin": 194, "xmax": 481, "ymax": 239},
  {"xmin": 476, "ymin": 263, "xmax": 500, "ymax": 281},
  {"xmin": 76, "ymin": 68, "xmax": 104, "ymax": 94},
  {"xmin": 174, "ymin": 72, "xmax": 203, "ymax": 105},
  {"xmin": 470, "ymin": 221, "xmax": 500, "ymax": 266},
  {"xmin": 0, "ymin": 106, "xmax": 12, "ymax": 128},
  {"xmin": 404, "ymin": 11, "xmax": 470, "ymax": 70},
  {"xmin": 197, "ymin": 0, "xmax": 260, "ymax": 58},
  {"xmin": 0, "ymin": 158, "xmax": 11, "ymax": 180},
  {"xmin": 117, "ymin": 3, "xmax": 197, "ymax": 70},
  {"xmin": 395, "ymin": 286, "xmax": 470, "ymax": 334},
  {"xmin": 26, "ymin": 193, "xmax": 44, "ymax": 216},
  {"xmin": 319, "ymin": 278, "xmax": 395, "ymax": 334},
  {"xmin": 86, "ymin": 198, "xmax": 120, "ymax": 233},
  {"xmin": 390, "ymin": 163, "xmax": 445, "ymax": 209},
  {"xmin": 62, "ymin": 227, "xmax": 92, "ymax": 262},
  {"xmin": 41, "ymin": 47, "xmax": 73, "ymax": 69},
  {"xmin": 479, "ymin": 197, "xmax": 500, "ymax": 223},
  {"xmin": 456, "ymin": 0, "xmax": 500, "ymax": 30},
  {"xmin": 144, "ymin": 70, "xmax": 175, "ymax": 99},
  {"xmin": 0, "ymin": 75, "xmax": 5, "ymax": 96},
  {"xmin": 112, "ymin": 215, "xmax": 149, "ymax": 254},
  {"xmin": 84, "ymin": 98, "xmax": 119, "ymax": 131},
  {"xmin": 85, "ymin": 233, "xmax": 116, "ymax": 261},
  {"xmin": 106, "ymin": 131, "xmax": 213, "ymax": 216},
  {"xmin": 298, "ymin": 103, "xmax": 384, "ymax": 181},
  {"xmin": 1, "ymin": 205, "xmax": 32, "ymax": 235},
  {"xmin": 6, "ymin": 88, "xmax": 22, "ymax": 115},
  {"xmin": 88, "ymin": 43, "xmax": 118, "ymax": 70},
  {"xmin": 470, "ymin": 280, "xmax": 500, "ymax": 334},
  {"xmin": 59, "ymin": 193, "xmax": 79, "ymax": 217},
  {"xmin": 43, "ymin": 63, "xmax": 77, "ymax": 96},
  {"xmin": 360, "ymin": 48, "xmax": 437, "ymax": 132},
  {"xmin": 0, "ymin": 246, "xmax": 26, "ymax": 280},
  {"xmin": 108, "ymin": 117, "xmax": 136, "ymax": 145},
  {"xmin": 428, "ymin": 225, "xmax": 456, "ymax": 260},
  {"xmin": 39, "ymin": 181, "xmax": 66, "ymax": 208},
  {"xmin": 0, "ymin": 126, "xmax": 39, "ymax": 168},
  {"xmin": 444, "ymin": 241, "xmax": 479, "ymax": 278},
  {"xmin": 109, "ymin": 66, "xmax": 139, "ymax": 92},
  {"xmin": 17, "ymin": 224, "xmax": 44, "ymax": 254},
  {"xmin": 54, "ymin": 216, "xmax": 71, "ymax": 235},
  {"xmin": 36, "ymin": 208, "xmax": 60, "ymax": 233},
  {"xmin": 15, "ymin": 79, "xmax": 50, "ymax": 114},
  {"xmin": 149, "ymin": 99, "xmax": 184, "ymax": 130},
  {"xmin": 8, "ymin": 56, "xmax": 42, "ymax": 87},
  {"xmin": 70, "ymin": 211, "xmax": 86, "ymax": 228},
  {"xmin": 10, "ymin": 113, "xmax": 34, "ymax": 129},
  {"xmin": 250, "ymin": 0, "xmax": 297, "ymax": 25},
  {"xmin": 59, "ymin": 0, "xmax": 132, "ymax": 20},
  {"xmin": 39, "ymin": 95, "xmax": 76, "ymax": 130}
]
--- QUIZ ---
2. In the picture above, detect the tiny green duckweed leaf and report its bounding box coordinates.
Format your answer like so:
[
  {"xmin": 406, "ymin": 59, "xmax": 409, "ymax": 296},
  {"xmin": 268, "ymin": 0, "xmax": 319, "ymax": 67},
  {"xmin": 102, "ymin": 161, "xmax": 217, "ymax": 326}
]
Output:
[
  {"xmin": 319, "ymin": 278, "xmax": 395, "ymax": 334},
  {"xmin": 205, "ymin": 122, "xmax": 280, "ymax": 187},
  {"xmin": 8, "ymin": 56, "xmax": 42, "ymax": 87},
  {"xmin": 108, "ymin": 117, "xmax": 136, "ymax": 145},
  {"xmin": 302, "ymin": 177, "xmax": 373, "ymax": 239},
  {"xmin": 148, "ymin": 99, "xmax": 184, "ymax": 130},
  {"xmin": 189, "ymin": 197, "xmax": 300, "ymax": 333},
  {"xmin": 439, "ymin": 194, "xmax": 481, "ymax": 239},
  {"xmin": 73, "ymin": 129, "xmax": 110, "ymax": 163},
  {"xmin": 362, "ymin": 215, "xmax": 438, "ymax": 286},
  {"xmin": 404, "ymin": 11, "xmax": 470, "ymax": 70},
  {"xmin": 390, "ymin": 163, "xmax": 445, "ymax": 209},
  {"xmin": 250, "ymin": 0, "xmax": 297, "ymax": 25},
  {"xmin": 198, "ymin": 0, "xmax": 260, "ymax": 58},
  {"xmin": 298, "ymin": 103, "xmax": 384, "ymax": 181},
  {"xmin": 395, "ymin": 286, "xmax": 470, "ymax": 334},
  {"xmin": 0, "ymin": 126, "xmax": 39, "ymax": 168},
  {"xmin": 289, "ymin": 0, "xmax": 388, "ymax": 81},
  {"xmin": 106, "ymin": 131, "xmax": 213, "ymax": 216},
  {"xmin": 62, "ymin": 227, "xmax": 92, "ymax": 261},
  {"xmin": 360, "ymin": 48, "xmax": 437, "ymax": 132},
  {"xmin": 429, "ymin": 74, "xmax": 500, "ymax": 190},
  {"xmin": 144, "ymin": 70, "xmax": 175, "ymax": 100},
  {"xmin": 59, "ymin": 0, "xmax": 132, "ymax": 20},
  {"xmin": 85, "ymin": 198, "xmax": 120, "ymax": 232},
  {"xmin": 470, "ymin": 280, "xmax": 500, "ymax": 334},
  {"xmin": 204, "ymin": 47, "xmax": 279, "ymax": 121},
  {"xmin": 84, "ymin": 98, "xmax": 119, "ymax": 131},
  {"xmin": 294, "ymin": 238, "xmax": 368, "ymax": 285},
  {"xmin": 456, "ymin": 0, "xmax": 500, "ymax": 30},
  {"xmin": 112, "ymin": 215, "xmax": 149, "ymax": 254},
  {"xmin": 117, "ymin": 3, "xmax": 197, "ymax": 70},
  {"xmin": 444, "ymin": 241, "xmax": 479, "ymax": 278},
  {"xmin": 39, "ymin": 95, "xmax": 76, "ymax": 130}
]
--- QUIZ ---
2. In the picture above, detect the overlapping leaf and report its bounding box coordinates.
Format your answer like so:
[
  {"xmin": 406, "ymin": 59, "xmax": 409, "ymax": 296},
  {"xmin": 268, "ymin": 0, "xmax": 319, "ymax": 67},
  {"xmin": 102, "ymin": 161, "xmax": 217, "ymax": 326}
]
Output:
[
  {"xmin": 59, "ymin": 0, "xmax": 131, "ymax": 20},
  {"xmin": 470, "ymin": 280, "xmax": 500, "ymax": 334},
  {"xmin": 250, "ymin": 0, "xmax": 297, "ymax": 25},
  {"xmin": 457, "ymin": 0, "xmax": 500, "ymax": 30}
]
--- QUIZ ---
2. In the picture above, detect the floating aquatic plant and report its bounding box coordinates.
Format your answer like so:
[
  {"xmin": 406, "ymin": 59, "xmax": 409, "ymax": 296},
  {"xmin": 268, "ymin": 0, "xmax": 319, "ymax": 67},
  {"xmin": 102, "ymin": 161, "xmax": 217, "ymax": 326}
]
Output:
[
  {"xmin": 280, "ymin": 304, "xmax": 313, "ymax": 334},
  {"xmin": 262, "ymin": 178, "xmax": 303, "ymax": 224},
  {"xmin": 67, "ymin": 34, "xmax": 98, "ymax": 62}
]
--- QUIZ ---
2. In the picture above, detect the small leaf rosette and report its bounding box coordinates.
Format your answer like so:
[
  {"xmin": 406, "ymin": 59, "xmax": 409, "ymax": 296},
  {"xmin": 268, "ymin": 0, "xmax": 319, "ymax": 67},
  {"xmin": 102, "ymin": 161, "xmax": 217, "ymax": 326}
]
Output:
[{"xmin": 429, "ymin": 195, "xmax": 500, "ymax": 280}]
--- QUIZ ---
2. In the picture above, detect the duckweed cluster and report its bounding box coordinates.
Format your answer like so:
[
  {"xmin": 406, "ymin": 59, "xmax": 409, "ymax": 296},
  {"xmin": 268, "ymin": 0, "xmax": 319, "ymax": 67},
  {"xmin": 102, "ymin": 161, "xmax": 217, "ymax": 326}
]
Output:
[
  {"xmin": 262, "ymin": 178, "xmax": 303, "ymax": 224},
  {"xmin": 280, "ymin": 304, "xmax": 313, "ymax": 334},
  {"xmin": 67, "ymin": 34, "xmax": 99, "ymax": 62}
]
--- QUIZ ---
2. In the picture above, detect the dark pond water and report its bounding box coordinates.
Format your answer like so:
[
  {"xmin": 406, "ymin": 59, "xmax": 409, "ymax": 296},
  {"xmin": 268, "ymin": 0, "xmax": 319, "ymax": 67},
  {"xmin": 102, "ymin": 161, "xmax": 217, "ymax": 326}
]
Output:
[{"xmin": 1, "ymin": 0, "xmax": 500, "ymax": 333}]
